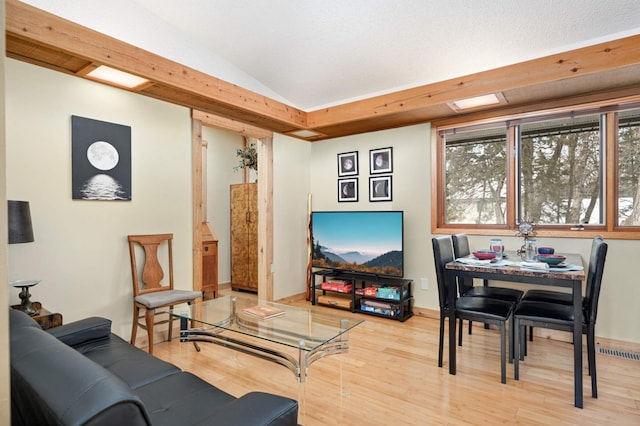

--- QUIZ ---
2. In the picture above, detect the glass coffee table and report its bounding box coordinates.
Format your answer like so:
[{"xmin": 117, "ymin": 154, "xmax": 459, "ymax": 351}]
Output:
[{"xmin": 170, "ymin": 295, "xmax": 363, "ymax": 382}]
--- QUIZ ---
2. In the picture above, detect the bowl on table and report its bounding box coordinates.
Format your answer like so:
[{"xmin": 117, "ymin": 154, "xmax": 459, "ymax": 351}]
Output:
[
  {"xmin": 536, "ymin": 254, "xmax": 566, "ymax": 265},
  {"xmin": 472, "ymin": 250, "xmax": 498, "ymax": 260},
  {"xmin": 537, "ymin": 247, "xmax": 555, "ymax": 255}
]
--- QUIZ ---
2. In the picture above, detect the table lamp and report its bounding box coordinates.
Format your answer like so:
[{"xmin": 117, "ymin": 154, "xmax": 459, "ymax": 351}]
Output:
[{"xmin": 8, "ymin": 200, "xmax": 40, "ymax": 315}]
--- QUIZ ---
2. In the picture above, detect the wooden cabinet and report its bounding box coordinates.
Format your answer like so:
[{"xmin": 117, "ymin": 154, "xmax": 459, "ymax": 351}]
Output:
[
  {"xmin": 202, "ymin": 240, "xmax": 218, "ymax": 298},
  {"xmin": 230, "ymin": 183, "xmax": 258, "ymax": 292}
]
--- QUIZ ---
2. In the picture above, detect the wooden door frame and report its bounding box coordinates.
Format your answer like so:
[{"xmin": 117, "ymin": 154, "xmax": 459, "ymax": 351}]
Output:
[{"xmin": 191, "ymin": 110, "xmax": 275, "ymax": 301}]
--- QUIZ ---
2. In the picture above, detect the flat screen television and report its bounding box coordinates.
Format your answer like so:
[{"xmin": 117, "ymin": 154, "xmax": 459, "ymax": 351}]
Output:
[{"xmin": 311, "ymin": 211, "xmax": 404, "ymax": 278}]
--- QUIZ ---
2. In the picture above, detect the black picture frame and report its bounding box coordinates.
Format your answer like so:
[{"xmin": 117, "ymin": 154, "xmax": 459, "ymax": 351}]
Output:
[
  {"xmin": 338, "ymin": 151, "xmax": 358, "ymax": 176},
  {"xmin": 369, "ymin": 175, "xmax": 392, "ymax": 202},
  {"xmin": 338, "ymin": 178, "xmax": 358, "ymax": 202},
  {"xmin": 370, "ymin": 147, "xmax": 393, "ymax": 174}
]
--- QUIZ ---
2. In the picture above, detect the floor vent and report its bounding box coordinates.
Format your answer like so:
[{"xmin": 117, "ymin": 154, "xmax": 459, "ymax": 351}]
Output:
[{"xmin": 597, "ymin": 347, "xmax": 640, "ymax": 361}]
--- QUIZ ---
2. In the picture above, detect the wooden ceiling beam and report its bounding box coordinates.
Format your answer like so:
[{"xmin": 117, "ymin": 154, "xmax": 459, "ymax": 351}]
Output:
[
  {"xmin": 5, "ymin": 0, "xmax": 307, "ymax": 131},
  {"xmin": 192, "ymin": 110, "xmax": 274, "ymax": 139},
  {"xmin": 306, "ymin": 34, "xmax": 640, "ymax": 128},
  {"xmin": 5, "ymin": 0, "xmax": 640, "ymax": 141}
]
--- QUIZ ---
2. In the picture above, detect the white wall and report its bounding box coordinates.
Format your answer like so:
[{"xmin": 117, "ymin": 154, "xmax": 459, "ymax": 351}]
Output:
[
  {"xmin": 203, "ymin": 126, "xmax": 245, "ymax": 285},
  {"xmin": 272, "ymin": 134, "xmax": 312, "ymax": 300},
  {"xmin": 1, "ymin": 0, "xmax": 11, "ymax": 420},
  {"xmin": 6, "ymin": 59, "xmax": 193, "ymax": 338}
]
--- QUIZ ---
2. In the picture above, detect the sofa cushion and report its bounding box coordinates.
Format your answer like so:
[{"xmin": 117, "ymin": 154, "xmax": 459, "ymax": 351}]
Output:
[
  {"xmin": 135, "ymin": 373, "xmax": 299, "ymax": 426},
  {"xmin": 134, "ymin": 371, "xmax": 236, "ymax": 426},
  {"xmin": 196, "ymin": 392, "xmax": 301, "ymax": 426},
  {"xmin": 74, "ymin": 332, "xmax": 181, "ymax": 389}
]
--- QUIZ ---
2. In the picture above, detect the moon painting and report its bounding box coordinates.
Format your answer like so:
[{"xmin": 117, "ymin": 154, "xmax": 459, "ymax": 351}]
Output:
[{"xmin": 72, "ymin": 116, "xmax": 131, "ymax": 200}]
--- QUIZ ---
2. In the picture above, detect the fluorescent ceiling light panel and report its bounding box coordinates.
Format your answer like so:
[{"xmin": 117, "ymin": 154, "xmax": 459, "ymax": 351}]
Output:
[
  {"xmin": 86, "ymin": 66, "xmax": 150, "ymax": 89},
  {"xmin": 451, "ymin": 93, "xmax": 502, "ymax": 110},
  {"xmin": 289, "ymin": 129, "xmax": 323, "ymax": 138}
]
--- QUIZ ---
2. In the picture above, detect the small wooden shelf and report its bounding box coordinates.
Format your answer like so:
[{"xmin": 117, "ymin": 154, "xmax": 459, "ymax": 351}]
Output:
[
  {"xmin": 11, "ymin": 302, "xmax": 63, "ymax": 330},
  {"xmin": 311, "ymin": 269, "xmax": 413, "ymax": 322}
]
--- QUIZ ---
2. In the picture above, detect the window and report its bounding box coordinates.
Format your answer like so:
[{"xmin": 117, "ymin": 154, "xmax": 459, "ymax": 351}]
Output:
[
  {"xmin": 434, "ymin": 101, "xmax": 640, "ymax": 238},
  {"xmin": 618, "ymin": 109, "xmax": 640, "ymax": 226},
  {"xmin": 518, "ymin": 114, "xmax": 602, "ymax": 225},
  {"xmin": 443, "ymin": 126, "xmax": 507, "ymax": 224}
]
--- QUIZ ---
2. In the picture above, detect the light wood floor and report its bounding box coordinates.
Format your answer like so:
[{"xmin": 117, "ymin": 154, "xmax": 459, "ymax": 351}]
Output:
[{"xmin": 153, "ymin": 291, "xmax": 640, "ymax": 425}]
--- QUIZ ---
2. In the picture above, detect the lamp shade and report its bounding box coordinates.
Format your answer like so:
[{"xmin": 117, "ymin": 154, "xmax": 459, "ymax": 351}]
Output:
[{"xmin": 8, "ymin": 200, "xmax": 34, "ymax": 244}]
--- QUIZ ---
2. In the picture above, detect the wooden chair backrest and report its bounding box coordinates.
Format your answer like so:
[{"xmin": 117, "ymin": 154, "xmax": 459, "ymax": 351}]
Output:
[{"xmin": 128, "ymin": 234, "xmax": 174, "ymax": 296}]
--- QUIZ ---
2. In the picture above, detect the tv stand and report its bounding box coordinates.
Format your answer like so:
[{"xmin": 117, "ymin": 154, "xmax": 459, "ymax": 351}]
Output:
[{"xmin": 311, "ymin": 269, "xmax": 413, "ymax": 322}]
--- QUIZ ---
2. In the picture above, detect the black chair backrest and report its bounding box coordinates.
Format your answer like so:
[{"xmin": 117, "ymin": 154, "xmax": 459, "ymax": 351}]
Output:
[
  {"xmin": 432, "ymin": 236, "xmax": 455, "ymax": 310},
  {"xmin": 584, "ymin": 236, "xmax": 608, "ymax": 325},
  {"xmin": 584, "ymin": 236, "xmax": 603, "ymax": 304},
  {"xmin": 452, "ymin": 233, "xmax": 474, "ymax": 295}
]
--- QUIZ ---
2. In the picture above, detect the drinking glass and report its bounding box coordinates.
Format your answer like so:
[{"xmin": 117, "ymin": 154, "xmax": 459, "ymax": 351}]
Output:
[
  {"xmin": 524, "ymin": 239, "xmax": 538, "ymax": 261},
  {"xmin": 490, "ymin": 238, "xmax": 503, "ymax": 259}
]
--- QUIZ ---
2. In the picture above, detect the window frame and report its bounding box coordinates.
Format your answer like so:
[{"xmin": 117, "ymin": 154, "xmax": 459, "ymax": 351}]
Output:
[{"xmin": 432, "ymin": 97, "xmax": 640, "ymax": 240}]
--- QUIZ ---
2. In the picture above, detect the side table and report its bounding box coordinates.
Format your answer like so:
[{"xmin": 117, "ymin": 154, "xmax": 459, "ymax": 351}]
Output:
[{"xmin": 11, "ymin": 302, "xmax": 63, "ymax": 330}]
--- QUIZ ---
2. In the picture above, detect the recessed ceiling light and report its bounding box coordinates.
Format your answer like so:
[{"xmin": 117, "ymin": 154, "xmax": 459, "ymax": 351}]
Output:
[
  {"xmin": 86, "ymin": 65, "xmax": 150, "ymax": 89},
  {"xmin": 288, "ymin": 129, "xmax": 324, "ymax": 138},
  {"xmin": 449, "ymin": 93, "xmax": 505, "ymax": 112}
]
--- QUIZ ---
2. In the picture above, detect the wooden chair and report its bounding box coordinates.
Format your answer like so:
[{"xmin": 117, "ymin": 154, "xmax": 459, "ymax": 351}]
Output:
[{"xmin": 128, "ymin": 233, "xmax": 201, "ymax": 354}]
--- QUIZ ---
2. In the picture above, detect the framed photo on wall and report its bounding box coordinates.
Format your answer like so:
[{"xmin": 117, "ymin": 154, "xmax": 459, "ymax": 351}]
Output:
[
  {"xmin": 370, "ymin": 147, "xmax": 392, "ymax": 174},
  {"xmin": 369, "ymin": 175, "xmax": 392, "ymax": 202},
  {"xmin": 338, "ymin": 178, "xmax": 358, "ymax": 202},
  {"xmin": 338, "ymin": 151, "xmax": 358, "ymax": 176}
]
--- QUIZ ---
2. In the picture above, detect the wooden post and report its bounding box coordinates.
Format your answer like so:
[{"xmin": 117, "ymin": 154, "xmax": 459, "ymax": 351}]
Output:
[
  {"xmin": 257, "ymin": 137, "xmax": 274, "ymax": 301},
  {"xmin": 191, "ymin": 118, "xmax": 203, "ymax": 294}
]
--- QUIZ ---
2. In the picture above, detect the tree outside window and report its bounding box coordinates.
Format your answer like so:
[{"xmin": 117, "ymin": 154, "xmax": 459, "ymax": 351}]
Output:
[
  {"xmin": 444, "ymin": 126, "xmax": 506, "ymax": 224},
  {"xmin": 519, "ymin": 114, "xmax": 602, "ymax": 225},
  {"xmin": 618, "ymin": 109, "xmax": 640, "ymax": 226}
]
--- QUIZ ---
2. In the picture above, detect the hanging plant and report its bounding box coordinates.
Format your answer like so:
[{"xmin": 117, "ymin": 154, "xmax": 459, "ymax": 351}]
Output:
[{"xmin": 234, "ymin": 143, "xmax": 258, "ymax": 172}]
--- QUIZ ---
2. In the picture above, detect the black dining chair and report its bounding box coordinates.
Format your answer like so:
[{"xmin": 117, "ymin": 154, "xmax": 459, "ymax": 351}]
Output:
[
  {"xmin": 452, "ymin": 234, "xmax": 524, "ymax": 336},
  {"xmin": 513, "ymin": 237, "xmax": 607, "ymax": 398},
  {"xmin": 519, "ymin": 236, "xmax": 604, "ymax": 341},
  {"xmin": 433, "ymin": 236, "xmax": 516, "ymax": 384}
]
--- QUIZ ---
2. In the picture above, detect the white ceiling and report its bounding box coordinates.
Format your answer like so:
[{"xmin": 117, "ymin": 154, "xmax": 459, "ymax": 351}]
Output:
[{"xmin": 21, "ymin": 0, "xmax": 640, "ymax": 111}]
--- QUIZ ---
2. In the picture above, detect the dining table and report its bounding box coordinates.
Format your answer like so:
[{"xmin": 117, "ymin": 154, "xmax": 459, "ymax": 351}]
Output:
[{"xmin": 445, "ymin": 251, "xmax": 586, "ymax": 408}]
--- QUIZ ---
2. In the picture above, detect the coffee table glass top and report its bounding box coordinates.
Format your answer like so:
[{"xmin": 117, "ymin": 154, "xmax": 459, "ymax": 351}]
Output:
[{"xmin": 171, "ymin": 295, "xmax": 363, "ymax": 351}]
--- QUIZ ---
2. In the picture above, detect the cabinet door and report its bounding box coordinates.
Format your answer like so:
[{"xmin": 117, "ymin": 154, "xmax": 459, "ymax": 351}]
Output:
[
  {"xmin": 247, "ymin": 183, "xmax": 258, "ymax": 287},
  {"xmin": 230, "ymin": 184, "xmax": 248, "ymax": 288},
  {"xmin": 230, "ymin": 183, "xmax": 258, "ymax": 292}
]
